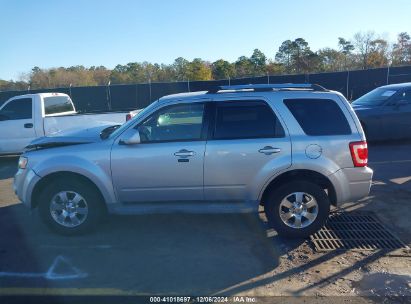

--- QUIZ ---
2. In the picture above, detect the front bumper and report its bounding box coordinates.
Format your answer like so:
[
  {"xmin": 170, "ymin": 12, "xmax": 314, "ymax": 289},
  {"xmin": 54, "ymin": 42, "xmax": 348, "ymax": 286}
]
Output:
[
  {"xmin": 13, "ymin": 168, "xmax": 41, "ymax": 208},
  {"xmin": 328, "ymin": 166, "xmax": 373, "ymax": 204}
]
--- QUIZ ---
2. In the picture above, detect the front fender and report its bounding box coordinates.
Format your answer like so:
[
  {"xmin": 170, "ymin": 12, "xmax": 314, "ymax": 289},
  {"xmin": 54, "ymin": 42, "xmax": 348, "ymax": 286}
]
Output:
[{"xmin": 31, "ymin": 155, "xmax": 117, "ymax": 205}]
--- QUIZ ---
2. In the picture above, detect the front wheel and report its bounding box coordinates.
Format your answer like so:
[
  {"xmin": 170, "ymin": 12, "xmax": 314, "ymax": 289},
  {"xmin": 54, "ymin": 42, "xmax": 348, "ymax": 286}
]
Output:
[
  {"xmin": 264, "ymin": 181, "xmax": 330, "ymax": 238},
  {"xmin": 38, "ymin": 179, "xmax": 105, "ymax": 235}
]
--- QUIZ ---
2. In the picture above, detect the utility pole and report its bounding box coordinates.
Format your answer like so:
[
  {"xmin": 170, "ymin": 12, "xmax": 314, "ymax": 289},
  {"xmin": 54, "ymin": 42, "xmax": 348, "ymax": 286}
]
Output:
[
  {"xmin": 386, "ymin": 64, "xmax": 390, "ymax": 85},
  {"xmin": 148, "ymin": 78, "xmax": 152, "ymax": 101},
  {"xmin": 107, "ymin": 81, "xmax": 112, "ymax": 111}
]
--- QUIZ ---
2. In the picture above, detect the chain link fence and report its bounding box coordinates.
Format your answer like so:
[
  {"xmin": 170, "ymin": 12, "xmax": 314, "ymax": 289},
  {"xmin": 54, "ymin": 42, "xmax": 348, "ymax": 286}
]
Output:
[{"xmin": 1, "ymin": 65, "xmax": 411, "ymax": 112}]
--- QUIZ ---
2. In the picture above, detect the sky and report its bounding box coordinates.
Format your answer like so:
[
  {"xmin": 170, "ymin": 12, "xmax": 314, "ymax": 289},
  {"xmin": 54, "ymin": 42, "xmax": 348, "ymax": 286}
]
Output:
[{"xmin": 1, "ymin": 0, "xmax": 410, "ymax": 80}]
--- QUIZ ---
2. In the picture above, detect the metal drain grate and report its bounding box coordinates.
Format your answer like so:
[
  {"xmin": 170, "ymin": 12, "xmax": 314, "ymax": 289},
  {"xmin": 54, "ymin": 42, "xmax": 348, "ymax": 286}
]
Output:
[{"xmin": 310, "ymin": 212, "xmax": 409, "ymax": 251}]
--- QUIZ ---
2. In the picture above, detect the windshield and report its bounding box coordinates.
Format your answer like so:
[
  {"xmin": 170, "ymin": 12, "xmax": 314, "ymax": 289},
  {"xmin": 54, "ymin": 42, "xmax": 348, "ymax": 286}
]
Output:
[
  {"xmin": 352, "ymin": 87, "xmax": 398, "ymax": 106},
  {"xmin": 108, "ymin": 100, "xmax": 160, "ymax": 139}
]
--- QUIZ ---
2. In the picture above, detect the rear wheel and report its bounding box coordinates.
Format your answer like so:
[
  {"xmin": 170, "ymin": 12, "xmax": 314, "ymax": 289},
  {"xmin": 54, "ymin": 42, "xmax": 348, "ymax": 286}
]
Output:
[
  {"xmin": 264, "ymin": 181, "xmax": 330, "ymax": 238},
  {"xmin": 38, "ymin": 179, "xmax": 105, "ymax": 235}
]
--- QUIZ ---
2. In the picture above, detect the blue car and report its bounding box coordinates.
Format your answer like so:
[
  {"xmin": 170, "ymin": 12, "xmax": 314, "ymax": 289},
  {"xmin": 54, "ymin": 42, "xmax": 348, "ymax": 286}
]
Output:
[{"xmin": 352, "ymin": 83, "xmax": 411, "ymax": 141}]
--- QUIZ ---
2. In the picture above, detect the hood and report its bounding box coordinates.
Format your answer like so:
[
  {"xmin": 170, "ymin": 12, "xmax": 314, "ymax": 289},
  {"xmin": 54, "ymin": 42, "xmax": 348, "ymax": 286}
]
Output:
[
  {"xmin": 351, "ymin": 104, "xmax": 374, "ymax": 111},
  {"xmin": 25, "ymin": 124, "xmax": 116, "ymax": 151},
  {"xmin": 351, "ymin": 102, "xmax": 380, "ymax": 111}
]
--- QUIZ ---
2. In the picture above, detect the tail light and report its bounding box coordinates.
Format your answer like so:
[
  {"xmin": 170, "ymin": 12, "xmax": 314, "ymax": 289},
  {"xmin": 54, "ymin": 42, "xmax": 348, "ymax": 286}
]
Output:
[
  {"xmin": 349, "ymin": 141, "xmax": 368, "ymax": 167},
  {"xmin": 126, "ymin": 114, "xmax": 132, "ymax": 121}
]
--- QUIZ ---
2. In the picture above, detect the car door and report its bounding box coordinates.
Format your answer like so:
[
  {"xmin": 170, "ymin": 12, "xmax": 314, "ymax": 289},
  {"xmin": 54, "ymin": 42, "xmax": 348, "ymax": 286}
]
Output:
[
  {"xmin": 204, "ymin": 99, "xmax": 291, "ymax": 202},
  {"xmin": 381, "ymin": 90, "xmax": 411, "ymax": 139},
  {"xmin": 111, "ymin": 101, "xmax": 209, "ymax": 203},
  {"xmin": 0, "ymin": 97, "xmax": 36, "ymax": 154}
]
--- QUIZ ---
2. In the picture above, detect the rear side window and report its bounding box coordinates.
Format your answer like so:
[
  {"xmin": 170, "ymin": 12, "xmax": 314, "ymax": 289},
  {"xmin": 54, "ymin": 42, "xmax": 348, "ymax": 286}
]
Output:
[
  {"xmin": 284, "ymin": 98, "xmax": 351, "ymax": 136},
  {"xmin": 0, "ymin": 98, "xmax": 32, "ymax": 120},
  {"xmin": 44, "ymin": 96, "xmax": 74, "ymax": 115},
  {"xmin": 213, "ymin": 101, "xmax": 285, "ymax": 139}
]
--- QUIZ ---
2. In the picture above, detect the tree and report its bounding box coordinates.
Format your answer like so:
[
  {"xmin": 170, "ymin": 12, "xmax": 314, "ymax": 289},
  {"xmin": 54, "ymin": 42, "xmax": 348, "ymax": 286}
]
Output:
[
  {"xmin": 30, "ymin": 67, "xmax": 50, "ymax": 88},
  {"xmin": 318, "ymin": 48, "xmax": 344, "ymax": 71},
  {"xmin": 368, "ymin": 39, "xmax": 389, "ymax": 67},
  {"xmin": 110, "ymin": 64, "xmax": 132, "ymax": 84},
  {"xmin": 293, "ymin": 38, "xmax": 310, "ymax": 73},
  {"xmin": 187, "ymin": 58, "xmax": 212, "ymax": 81},
  {"xmin": 275, "ymin": 38, "xmax": 316, "ymax": 73},
  {"xmin": 353, "ymin": 31, "xmax": 376, "ymax": 69},
  {"xmin": 141, "ymin": 62, "xmax": 159, "ymax": 82},
  {"xmin": 391, "ymin": 32, "xmax": 411, "ymax": 65},
  {"xmin": 211, "ymin": 59, "xmax": 235, "ymax": 79},
  {"xmin": 90, "ymin": 66, "xmax": 110, "ymax": 85},
  {"xmin": 0, "ymin": 79, "xmax": 28, "ymax": 91},
  {"xmin": 338, "ymin": 37, "xmax": 355, "ymax": 69},
  {"xmin": 250, "ymin": 49, "xmax": 267, "ymax": 75},
  {"xmin": 173, "ymin": 57, "xmax": 190, "ymax": 81},
  {"xmin": 4, "ymin": 30, "xmax": 411, "ymax": 92},
  {"xmin": 126, "ymin": 62, "xmax": 147, "ymax": 83},
  {"xmin": 266, "ymin": 60, "xmax": 284, "ymax": 75},
  {"xmin": 234, "ymin": 56, "xmax": 254, "ymax": 78},
  {"xmin": 155, "ymin": 64, "xmax": 177, "ymax": 82},
  {"xmin": 275, "ymin": 40, "xmax": 294, "ymax": 73}
]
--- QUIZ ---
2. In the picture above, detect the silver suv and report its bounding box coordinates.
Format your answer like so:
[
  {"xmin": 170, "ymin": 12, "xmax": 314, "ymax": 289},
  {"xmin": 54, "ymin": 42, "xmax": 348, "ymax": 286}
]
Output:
[{"xmin": 14, "ymin": 84, "xmax": 373, "ymax": 237}]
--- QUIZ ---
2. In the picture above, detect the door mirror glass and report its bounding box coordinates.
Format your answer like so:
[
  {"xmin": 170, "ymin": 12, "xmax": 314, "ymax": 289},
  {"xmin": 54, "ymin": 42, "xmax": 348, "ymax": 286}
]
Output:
[{"xmin": 120, "ymin": 131, "xmax": 141, "ymax": 145}]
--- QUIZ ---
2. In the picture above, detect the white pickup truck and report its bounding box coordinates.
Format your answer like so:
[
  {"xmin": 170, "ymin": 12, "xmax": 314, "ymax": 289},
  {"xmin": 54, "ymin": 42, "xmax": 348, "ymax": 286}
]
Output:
[{"xmin": 0, "ymin": 92, "xmax": 134, "ymax": 155}]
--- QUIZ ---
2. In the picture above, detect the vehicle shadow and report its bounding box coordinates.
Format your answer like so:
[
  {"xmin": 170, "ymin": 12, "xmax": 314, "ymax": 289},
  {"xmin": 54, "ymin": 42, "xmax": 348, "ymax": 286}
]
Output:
[
  {"xmin": 0, "ymin": 204, "xmax": 304, "ymax": 295},
  {"xmin": 0, "ymin": 156, "xmax": 18, "ymax": 180},
  {"xmin": 0, "ymin": 204, "xmax": 53, "ymax": 290}
]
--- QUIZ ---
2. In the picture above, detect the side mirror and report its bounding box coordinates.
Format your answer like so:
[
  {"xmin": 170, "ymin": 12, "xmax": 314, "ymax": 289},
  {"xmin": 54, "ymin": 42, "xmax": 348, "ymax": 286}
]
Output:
[{"xmin": 119, "ymin": 131, "xmax": 141, "ymax": 145}]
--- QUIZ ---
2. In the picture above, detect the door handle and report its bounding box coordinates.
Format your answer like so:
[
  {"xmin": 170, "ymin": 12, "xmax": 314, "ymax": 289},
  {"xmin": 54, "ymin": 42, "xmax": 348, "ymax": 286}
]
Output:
[
  {"xmin": 258, "ymin": 146, "xmax": 281, "ymax": 155},
  {"xmin": 24, "ymin": 123, "xmax": 33, "ymax": 128},
  {"xmin": 174, "ymin": 149, "xmax": 195, "ymax": 157}
]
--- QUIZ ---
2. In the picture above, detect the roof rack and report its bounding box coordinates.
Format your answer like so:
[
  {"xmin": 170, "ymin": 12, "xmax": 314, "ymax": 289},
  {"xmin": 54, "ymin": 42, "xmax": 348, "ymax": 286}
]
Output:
[{"xmin": 207, "ymin": 83, "xmax": 328, "ymax": 94}]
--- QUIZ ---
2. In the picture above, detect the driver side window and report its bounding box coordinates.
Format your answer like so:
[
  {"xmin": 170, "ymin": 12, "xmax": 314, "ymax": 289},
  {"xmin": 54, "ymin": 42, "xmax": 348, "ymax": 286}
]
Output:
[
  {"xmin": 136, "ymin": 103, "xmax": 205, "ymax": 143},
  {"xmin": 395, "ymin": 90, "xmax": 411, "ymax": 103},
  {"xmin": 0, "ymin": 98, "xmax": 32, "ymax": 120}
]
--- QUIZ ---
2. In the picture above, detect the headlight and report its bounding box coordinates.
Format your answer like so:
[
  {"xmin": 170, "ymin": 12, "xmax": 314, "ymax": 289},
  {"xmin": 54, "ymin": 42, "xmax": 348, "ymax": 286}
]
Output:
[{"xmin": 18, "ymin": 156, "xmax": 28, "ymax": 170}]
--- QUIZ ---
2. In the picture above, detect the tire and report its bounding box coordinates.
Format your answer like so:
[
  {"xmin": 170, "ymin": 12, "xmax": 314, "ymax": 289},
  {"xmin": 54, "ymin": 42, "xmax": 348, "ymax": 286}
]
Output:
[
  {"xmin": 38, "ymin": 178, "xmax": 105, "ymax": 235},
  {"xmin": 264, "ymin": 181, "xmax": 330, "ymax": 238}
]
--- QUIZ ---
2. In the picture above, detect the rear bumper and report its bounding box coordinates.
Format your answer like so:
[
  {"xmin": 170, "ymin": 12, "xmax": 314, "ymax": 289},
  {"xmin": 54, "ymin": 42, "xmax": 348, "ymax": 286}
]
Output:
[{"xmin": 329, "ymin": 166, "xmax": 373, "ymax": 205}]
